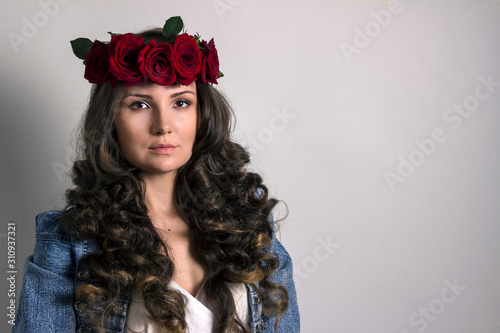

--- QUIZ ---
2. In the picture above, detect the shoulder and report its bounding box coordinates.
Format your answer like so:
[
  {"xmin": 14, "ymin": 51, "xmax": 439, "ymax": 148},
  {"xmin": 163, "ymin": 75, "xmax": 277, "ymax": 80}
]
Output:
[
  {"xmin": 268, "ymin": 231, "xmax": 294, "ymax": 285},
  {"xmin": 266, "ymin": 212, "xmax": 294, "ymax": 288},
  {"xmin": 13, "ymin": 211, "xmax": 80, "ymax": 332},
  {"xmin": 266, "ymin": 233, "xmax": 301, "ymax": 332},
  {"xmin": 31, "ymin": 210, "xmax": 82, "ymax": 275},
  {"xmin": 267, "ymin": 213, "xmax": 292, "ymax": 270},
  {"xmin": 270, "ymin": 232, "xmax": 291, "ymax": 260},
  {"xmin": 34, "ymin": 210, "xmax": 72, "ymax": 244}
]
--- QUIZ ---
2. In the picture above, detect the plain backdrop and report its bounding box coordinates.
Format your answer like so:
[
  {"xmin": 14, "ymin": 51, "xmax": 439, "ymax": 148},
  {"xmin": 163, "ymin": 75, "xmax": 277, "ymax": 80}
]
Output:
[{"xmin": 1, "ymin": 0, "xmax": 499, "ymax": 332}]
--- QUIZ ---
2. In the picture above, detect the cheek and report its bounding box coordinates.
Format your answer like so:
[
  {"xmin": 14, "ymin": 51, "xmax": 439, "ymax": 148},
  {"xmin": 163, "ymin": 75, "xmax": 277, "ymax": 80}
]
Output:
[
  {"xmin": 186, "ymin": 120, "xmax": 198, "ymax": 145},
  {"xmin": 173, "ymin": 113, "xmax": 197, "ymax": 143},
  {"xmin": 114, "ymin": 122, "xmax": 128, "ymax": 147},
  {"xmin": 114, "ymin": 110, "xmax": 150, "ymax": 142},
  {"xmin": 114, "ymin": 120, "xmax": 140, "ymax": 156},
  {"xmin": 188, "ymin": 112, "xmax": 198, "ymax": 138}
]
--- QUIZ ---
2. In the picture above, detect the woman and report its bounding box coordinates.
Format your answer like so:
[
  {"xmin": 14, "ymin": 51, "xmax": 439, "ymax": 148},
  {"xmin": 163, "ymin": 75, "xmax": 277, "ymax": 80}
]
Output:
[{"xmin": 13, "ymin": 17, "xmax": 299, "ymax": 333}]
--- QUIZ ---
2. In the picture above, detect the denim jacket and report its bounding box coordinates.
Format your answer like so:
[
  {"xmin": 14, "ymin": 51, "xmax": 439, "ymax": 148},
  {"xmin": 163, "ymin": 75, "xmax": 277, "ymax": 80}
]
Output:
[{"xmin": 13, "ymin": 211, "xmax": 300, "ymax": 333}]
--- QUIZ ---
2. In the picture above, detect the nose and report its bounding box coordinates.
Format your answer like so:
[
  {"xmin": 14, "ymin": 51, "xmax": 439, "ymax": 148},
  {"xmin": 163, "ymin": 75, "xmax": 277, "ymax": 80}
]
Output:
[{"xmin": 151, "ymin": 108, "xmax": 172, "ymax": 135}]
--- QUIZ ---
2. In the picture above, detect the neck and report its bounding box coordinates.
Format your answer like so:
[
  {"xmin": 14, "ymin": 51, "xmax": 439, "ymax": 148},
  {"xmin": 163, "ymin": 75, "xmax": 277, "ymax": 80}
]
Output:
[{"xmin": 141, "ymin": 171, "xmax": 181, "ymax": 228}]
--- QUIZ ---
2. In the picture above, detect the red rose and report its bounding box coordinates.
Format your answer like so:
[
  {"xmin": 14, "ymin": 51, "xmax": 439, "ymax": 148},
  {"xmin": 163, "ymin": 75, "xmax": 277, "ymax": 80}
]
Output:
[
  {"xmin": 138, "ymin": 39, "xmax": 176, "ymax": 86},
  {"xmin": 172, "ymin": 33, "xmax": 202, "ymax": 86},
  {"xmin": 109, "ymin": 33, "xmax": 145, "ymax": 86},
  {"xmin": 199, "ymin": 38, "xmax": 220, "ymax": 84},
  {"xmin": 84, "ymin": 40, "xmax": 111, "ymax": 85}
]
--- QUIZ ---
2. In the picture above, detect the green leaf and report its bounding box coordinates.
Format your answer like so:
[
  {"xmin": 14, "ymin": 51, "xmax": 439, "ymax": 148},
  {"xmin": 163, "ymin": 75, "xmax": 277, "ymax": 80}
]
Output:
[
  {"xmin": 219, "ymin": 71, "xmax": 224, "ymax": 78},
  {"xmin": 163, "ymin": 16, "xmax": 183, "ymax": 43},
  {"xmin": 70, "ymin": 38, "xmax": 93, "ymax": 60}
]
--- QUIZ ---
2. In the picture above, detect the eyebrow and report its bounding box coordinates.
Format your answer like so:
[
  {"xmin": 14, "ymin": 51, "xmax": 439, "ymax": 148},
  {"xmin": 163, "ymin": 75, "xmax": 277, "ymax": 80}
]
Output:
[
  {"xmin": 172, "ymin": 90, "xmax": 197, "ymax": 98},
  {"xmin": 122, "ymin": 90, "xmax": 196, "ymax": 100}
]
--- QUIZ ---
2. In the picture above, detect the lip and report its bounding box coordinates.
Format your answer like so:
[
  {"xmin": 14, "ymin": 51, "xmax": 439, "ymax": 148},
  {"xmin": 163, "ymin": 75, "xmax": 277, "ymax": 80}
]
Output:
[{"xmin": 149, "ymin": 143, "xmax": 177, "ymax": 154}]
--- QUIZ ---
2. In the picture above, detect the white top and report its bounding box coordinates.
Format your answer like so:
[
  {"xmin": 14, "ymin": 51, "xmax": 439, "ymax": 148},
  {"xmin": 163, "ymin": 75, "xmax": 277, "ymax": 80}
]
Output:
[{"xmin": 124, "ymin": 282, "xmax": 250, "ymax": 333}]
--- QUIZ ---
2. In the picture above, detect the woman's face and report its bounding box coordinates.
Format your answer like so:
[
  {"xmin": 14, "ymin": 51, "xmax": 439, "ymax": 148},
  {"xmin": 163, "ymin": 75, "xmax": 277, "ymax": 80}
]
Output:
[{"xmin": 113, "ymin": 82, "xmax": 198, "ymax": 177}]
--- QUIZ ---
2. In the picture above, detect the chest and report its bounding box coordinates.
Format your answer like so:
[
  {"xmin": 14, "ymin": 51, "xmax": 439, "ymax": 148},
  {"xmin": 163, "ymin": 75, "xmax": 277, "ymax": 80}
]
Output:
[{"xmin": 73, "ymin": 238, "xmax": 272, "ymax": 333}]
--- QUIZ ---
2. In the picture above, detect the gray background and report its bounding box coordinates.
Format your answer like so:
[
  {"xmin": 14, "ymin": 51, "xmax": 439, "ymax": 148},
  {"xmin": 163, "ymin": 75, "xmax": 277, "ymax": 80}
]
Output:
[{"xmin": 1, "ymin": 0, "xmax": 499, "ymax": 332}]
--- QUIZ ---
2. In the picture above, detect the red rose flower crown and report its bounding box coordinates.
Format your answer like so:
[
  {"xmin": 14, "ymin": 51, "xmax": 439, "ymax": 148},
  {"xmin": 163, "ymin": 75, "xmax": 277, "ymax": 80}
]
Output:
[{"xmin": 70, "ymin": 16, "xmax": 222, "ymax": 87}]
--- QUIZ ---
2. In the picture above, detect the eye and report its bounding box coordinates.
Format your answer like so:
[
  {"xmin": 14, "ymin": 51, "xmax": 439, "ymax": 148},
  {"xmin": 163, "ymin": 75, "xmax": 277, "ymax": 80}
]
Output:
[
  {"xmin": 129, "ymin": 101, "xmax": 150, "ymax": 109},
  {"xmin": 174, "ymin": 99, "xmax": 191, "ymax": 108}
]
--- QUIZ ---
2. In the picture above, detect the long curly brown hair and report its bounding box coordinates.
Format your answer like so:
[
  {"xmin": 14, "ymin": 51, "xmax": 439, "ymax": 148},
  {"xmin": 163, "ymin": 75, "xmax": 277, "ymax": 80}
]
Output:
[{"xmin": 59, "ymin": 29, "xmax": 288, "ymax": 333}]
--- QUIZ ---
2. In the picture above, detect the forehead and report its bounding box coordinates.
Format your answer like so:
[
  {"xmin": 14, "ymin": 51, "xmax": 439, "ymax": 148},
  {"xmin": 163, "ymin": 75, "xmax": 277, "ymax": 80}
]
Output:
[{"xmin": 122, "ymin": 82, "xmax": 197, "ymax": 97}]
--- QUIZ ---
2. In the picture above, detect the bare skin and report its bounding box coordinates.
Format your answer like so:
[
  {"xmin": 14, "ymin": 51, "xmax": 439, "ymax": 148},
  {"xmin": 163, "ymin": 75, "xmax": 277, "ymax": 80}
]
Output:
[
  {"xmin": 143, "ymin": 173, "xmax": 205, "ymax": 297},
  {"xmin": 114, "ymin": 82, "xmax": 205, "ymax": 297}
]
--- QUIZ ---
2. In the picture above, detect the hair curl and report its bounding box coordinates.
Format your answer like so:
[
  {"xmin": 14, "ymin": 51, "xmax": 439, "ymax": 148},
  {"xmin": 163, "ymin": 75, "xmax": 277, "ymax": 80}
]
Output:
[{"xmin": 59, "ymin": 28, "xmax": 288, "ymax": 333}]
